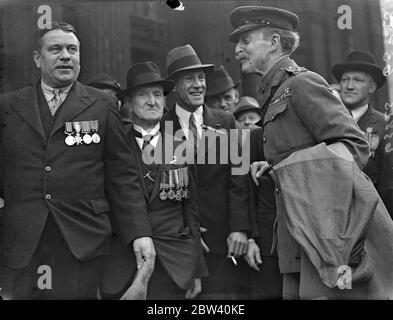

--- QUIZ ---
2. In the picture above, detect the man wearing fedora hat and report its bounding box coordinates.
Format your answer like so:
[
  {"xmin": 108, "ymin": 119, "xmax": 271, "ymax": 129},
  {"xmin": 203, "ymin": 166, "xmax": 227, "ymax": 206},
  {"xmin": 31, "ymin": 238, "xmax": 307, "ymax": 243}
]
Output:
[
  {"xmin": 332, "ymin": 50, "xmax": 387, "ymax": 191},
  {"xmin": 162, "ymin": 44, "xmax": 251, "ymax": 299},
  {"xmin": 100, "ymin": 61, "xmax": 207, "ymax": 300},
  {"xmin": 205, "ymin": 65, "xmax": 240, "ymax": 114},
  {"xmin": 87, "ymin": 73, "xmax": 122, "ymax": 110},
  {"xmin": 233, "ymin": 96, "xmax": 261, "ymax": 129},
  {"xmin": 229, "ymin": 6, "xmax": 370, "ymax": 299}
]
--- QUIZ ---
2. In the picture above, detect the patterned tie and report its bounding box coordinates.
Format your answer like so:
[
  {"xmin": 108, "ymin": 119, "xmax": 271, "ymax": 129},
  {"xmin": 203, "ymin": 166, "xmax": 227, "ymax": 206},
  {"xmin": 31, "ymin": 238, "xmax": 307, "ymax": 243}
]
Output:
[{"xmin": 48, "ymin": 89, "xmax": 63, "ymax": 116}]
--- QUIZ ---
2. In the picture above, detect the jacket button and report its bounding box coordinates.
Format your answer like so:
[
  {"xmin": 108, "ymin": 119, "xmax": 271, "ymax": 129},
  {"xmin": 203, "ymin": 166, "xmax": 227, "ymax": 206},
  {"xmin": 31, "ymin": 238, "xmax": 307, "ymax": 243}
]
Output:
[
  {"xmin": 45, "ymin": 194, "xmax": 52, "ymax": 200},
  {"xmin": 263, "ymin": 137, "xmax": 267, "ymax": 143},
  {"xmin": 275, "ymin": 187, "xmax": 280, "ymax": 194},
  {"xmin": 45, "ymin": 166, "xmax": 51, "ymax": 172}
]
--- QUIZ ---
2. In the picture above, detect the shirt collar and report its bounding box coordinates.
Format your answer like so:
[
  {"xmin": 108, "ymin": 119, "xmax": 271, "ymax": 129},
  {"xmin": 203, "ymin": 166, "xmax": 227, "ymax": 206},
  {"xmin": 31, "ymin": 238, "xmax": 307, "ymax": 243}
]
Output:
[
  {"xmin": 41, "ymin": 79, "xmax": 73, "ymax": 96},
  {"xmin": 351, "ymin": 104, "xmax": 369, "ymax": 123},
  {"xmin": 133, "ymin": 123, "xmax": 161, "ymax": 149},
  {"xmin": 133, "ymin": 122, "xmax": 161, "ymax": 137},
  {"xmin": 175, "ymin": 104, "xmax": 204, "ymax": 121}
]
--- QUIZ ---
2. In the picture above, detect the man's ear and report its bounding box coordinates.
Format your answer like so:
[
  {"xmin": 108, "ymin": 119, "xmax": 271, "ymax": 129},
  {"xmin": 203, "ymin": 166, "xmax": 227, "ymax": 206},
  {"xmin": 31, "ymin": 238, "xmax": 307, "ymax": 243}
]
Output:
[
  {"xmin": 270, "ymin": 34, "xmax": 281, "ymax": 51},
  {"xmin": 369, "ymin": 81, "xmax": 377, "ymax": 94},
  {"xmin": 33, "ymin": 51, "xmax": 41, "ymax": 68},
  {"xmin": 124, "ymin": 96, "xmax": 134, "ymax": 112}
]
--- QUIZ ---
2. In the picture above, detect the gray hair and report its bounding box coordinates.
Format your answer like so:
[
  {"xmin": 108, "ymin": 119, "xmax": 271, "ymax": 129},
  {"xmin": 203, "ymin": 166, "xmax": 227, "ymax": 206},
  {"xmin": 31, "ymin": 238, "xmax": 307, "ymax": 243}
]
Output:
[{"xmin": 261, "ymin": 27, "xmax": 300, "ymax": 55}]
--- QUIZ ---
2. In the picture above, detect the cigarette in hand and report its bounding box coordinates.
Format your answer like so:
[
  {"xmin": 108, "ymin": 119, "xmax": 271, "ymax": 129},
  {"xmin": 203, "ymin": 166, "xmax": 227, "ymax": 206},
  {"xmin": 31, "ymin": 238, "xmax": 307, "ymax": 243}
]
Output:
[{"xmin": 230, "ymin": 255, "xmax": 238, "ymax": 266}]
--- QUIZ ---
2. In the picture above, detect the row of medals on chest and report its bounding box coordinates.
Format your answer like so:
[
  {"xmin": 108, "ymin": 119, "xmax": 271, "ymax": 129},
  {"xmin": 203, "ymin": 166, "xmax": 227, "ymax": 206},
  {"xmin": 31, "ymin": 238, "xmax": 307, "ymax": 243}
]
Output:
[
  {"xmin": 64, "ymin": 121, "xmax": 100, "ymax": 146},
  {"xmin": 159, "ymin": 167, "xmax": 190, "ymax": 201}
]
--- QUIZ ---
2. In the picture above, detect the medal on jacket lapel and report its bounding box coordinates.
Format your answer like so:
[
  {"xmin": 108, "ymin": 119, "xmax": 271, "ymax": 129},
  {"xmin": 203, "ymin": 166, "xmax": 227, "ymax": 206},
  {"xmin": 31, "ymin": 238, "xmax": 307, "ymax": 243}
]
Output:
[
  {"xmin": 81, "ymin": 121, "xmax": 92, "ymax": 144},
  {"xmin": 64, "ymin": 122, "xmax": 76, "ymax": 146},
  {"xmin": 365, "ymin": 127, "xmax": 379, "ymax": 158},
  {"xmin": 183, "ymin": 167, "xmax": 190, "ymax": 199},
  {"xmin": 174, "ymin": 169, "xmax": 182, "ymax": 201},
  {"xmin": 178, "ymin": 168, "xmax": 185, "ymax": 199},
  {"xmin": 167, "ymin": 169, "xmax": 176, "ymax": 200},
  {"xmin": 90, "ymin": 120, "xmax": 101, "ymax": 143},
  {"xmin": 73, "ymin": 122, "xmax": 83, "ymax": 145},
  {"xmin": 159, "ymin": 170, "xmax": 168, "ymax": 201}
]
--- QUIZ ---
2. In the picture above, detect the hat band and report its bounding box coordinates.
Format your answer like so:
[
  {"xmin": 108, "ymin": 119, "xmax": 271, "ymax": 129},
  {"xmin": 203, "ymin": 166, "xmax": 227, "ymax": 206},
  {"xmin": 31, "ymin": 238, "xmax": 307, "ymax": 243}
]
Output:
[
  {"xmin": 167, "ymin": 55, "xmax": 203, "ymax": 76},
  {"xmin": 129, "ymin": 72, "xmax": 165, "ymax": 88},
  {"xmin": 238, "ymin": 17, "xmax": 274, "ymax": 28}
]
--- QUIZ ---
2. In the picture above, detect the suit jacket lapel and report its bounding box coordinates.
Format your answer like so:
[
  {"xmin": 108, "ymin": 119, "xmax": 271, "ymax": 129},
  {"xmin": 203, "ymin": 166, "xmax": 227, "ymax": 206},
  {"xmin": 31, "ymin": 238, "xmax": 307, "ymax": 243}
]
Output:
[
  {"xmin": 202, "ymin": 105, "xmax": 225, "ymax": 155},
  {"xmin": 149, "ymin": 134, "xmax": 164, "ymax": 204},
  {"xmin": 358, "ymin": 105, "xmax": 377, "ymax": 129},
  {"xmin": 125, "ymin": 125, "xmax": 150, "ymax": 202},
  {"xmin": 162, "ymin": 108, "xmax": 184, "ymax": 137},
  {"xmin": 10, "ymin": 83, "xmax": 46, "ymax": 140},
  {"xmin": 50, "ymin": 82, "xmax": 98, "ymax": 137}
]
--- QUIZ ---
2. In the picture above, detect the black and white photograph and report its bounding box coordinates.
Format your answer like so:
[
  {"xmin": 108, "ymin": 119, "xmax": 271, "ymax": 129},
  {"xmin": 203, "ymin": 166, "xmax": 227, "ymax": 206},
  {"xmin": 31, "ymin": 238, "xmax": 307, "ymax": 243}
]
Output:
[{"xmin": 0, "ymin": 0, "xmax": 393, "ymax": 308}]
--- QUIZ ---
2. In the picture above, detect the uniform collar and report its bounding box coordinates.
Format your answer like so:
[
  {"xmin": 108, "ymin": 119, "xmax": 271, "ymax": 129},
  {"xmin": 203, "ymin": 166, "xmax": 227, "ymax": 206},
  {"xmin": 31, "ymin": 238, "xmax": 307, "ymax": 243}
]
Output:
[{"xmin": 260, "ymin": 55, "xmax": 295, "ymax": 90}]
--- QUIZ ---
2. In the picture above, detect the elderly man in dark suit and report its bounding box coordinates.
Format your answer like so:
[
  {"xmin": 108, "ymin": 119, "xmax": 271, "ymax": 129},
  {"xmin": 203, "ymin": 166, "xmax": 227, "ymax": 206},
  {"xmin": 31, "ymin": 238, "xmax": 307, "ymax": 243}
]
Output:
[
  {"xmin": 162, "ymin": 44, "xmax": 251, "ymax": 299},
  {"xmin": 0, "ymin": 22, "xmax": 154, "ymax": 299},
  {"xmin": 100, "ymin": 61, "xmax": 207, "ymax": 300},
  {"xmin": 332, "ymin": 51, "xmax": 387, "ymax": 190},
  {"xmin": 229, "ymin": 6, "xmax": 369, "ymax": 299}
]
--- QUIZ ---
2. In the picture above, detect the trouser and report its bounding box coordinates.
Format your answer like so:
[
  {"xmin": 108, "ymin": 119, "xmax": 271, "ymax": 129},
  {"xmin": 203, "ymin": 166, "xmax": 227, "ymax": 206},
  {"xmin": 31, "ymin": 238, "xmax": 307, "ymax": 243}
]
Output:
[
  {"xmin": 1, "ymin": 215, "xmax": 104, "ymax": 300},
  {"xmin": 198, "ymin": 252, "xmax": 250, "ymax": 300}
]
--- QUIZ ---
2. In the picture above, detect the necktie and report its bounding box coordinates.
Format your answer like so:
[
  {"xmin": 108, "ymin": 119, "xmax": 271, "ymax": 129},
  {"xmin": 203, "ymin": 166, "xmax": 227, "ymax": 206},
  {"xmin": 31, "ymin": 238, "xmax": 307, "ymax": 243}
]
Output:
[
  {"xmin": 142, "ymin": 135, "xmax": 153, "ymax": 150},
  {"xmin": 189, "ymin": 113, "xmax": 199, "ymax": 145},
  {"xmin": 48, "ymin": 89, "xmax": 63, "ymax": 116},
  {"xmin": 133, "ymin": 129, "xmax": 158, "ymax": 150}
]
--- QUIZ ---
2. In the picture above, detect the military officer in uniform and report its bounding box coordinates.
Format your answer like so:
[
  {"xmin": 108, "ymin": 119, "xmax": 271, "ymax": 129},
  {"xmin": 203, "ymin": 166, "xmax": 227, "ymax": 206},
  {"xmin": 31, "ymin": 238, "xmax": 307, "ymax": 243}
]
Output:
[
  {"xmin": 0, "ymin": 22, "xmax": 154, "ymax": 299},
  {"xmin": 332, "ymin": 51, "xmax": 387, "ymax": 190},
  {"xmin": 100, "ymin": 61, "xmax": 207, "ymax": 300},
  {"xmin": 229, "ymin": 6, "xmax": 369, "ymax": 299}
]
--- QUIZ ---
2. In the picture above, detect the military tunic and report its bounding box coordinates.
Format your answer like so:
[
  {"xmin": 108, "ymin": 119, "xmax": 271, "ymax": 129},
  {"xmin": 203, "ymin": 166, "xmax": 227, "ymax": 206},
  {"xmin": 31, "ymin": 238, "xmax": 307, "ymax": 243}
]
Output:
[{"xmin": 257, "ymin": 56, "xmax": 370, "ymax": 275}]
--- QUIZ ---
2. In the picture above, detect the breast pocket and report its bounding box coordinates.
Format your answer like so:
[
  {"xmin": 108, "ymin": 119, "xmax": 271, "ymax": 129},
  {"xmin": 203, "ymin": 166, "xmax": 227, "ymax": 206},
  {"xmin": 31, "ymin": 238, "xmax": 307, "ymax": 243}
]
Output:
[
  {"xmin": 263, "ymin": 102, "xmax": 292, "ymax": 152},
  {"xmin": 90, "ymin": 198, "xmax": 110, "ymax": 215}
]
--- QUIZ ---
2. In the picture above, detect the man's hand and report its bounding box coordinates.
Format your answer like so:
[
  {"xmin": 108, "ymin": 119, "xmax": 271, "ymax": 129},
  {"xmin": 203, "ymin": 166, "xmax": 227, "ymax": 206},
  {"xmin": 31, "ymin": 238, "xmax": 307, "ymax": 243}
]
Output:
[
  {"xmin": 200, "ymin": 227, "xmax": 210, "ymax": 253},
  {"xmin": 250, "ymin": 161, "xmax": 271, "ymax": 186},
  {"xmin": 226, "ymin": 231, "xmax": 247, "ymax": 258},
  {"xmin": 133, "ymin": 237, "xmax": 156, "ymax": 270},
  {"xmin": 244, "ymin": 239, "xmax": 262, "ymax": 271},
  {"xmin": 120, "ymin": 259, "xmax": 155, "ymax": 300},
  {"xmin": 185, "ymin": 278, "xmax": 202, "ymax": 299}
]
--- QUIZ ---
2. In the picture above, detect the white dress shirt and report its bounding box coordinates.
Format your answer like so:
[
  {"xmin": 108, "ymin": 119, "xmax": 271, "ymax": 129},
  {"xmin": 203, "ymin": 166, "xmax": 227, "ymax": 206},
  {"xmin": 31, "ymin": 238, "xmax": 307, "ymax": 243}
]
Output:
[
  {"xmin": 175, "ymin": 104, "xmax": 204, "ymax": 140},
  {"xmin": 41, "ymin": 79, "xmax": 73, "ymax": 107},
  {"xmin": 133, "ymin": 123, "xmax": 161, "ymax": 150}
]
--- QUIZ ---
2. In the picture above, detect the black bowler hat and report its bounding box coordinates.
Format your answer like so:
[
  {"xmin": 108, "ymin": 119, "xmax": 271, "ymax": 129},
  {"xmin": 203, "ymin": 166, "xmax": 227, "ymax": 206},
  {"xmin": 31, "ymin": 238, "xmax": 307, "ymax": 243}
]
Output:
[
  {"xmin": 166, "ymin": 44, "xmax": 214, "ymax": 79},
  {"xmin": 332, "ymin": 51, "xmax": 386, "ymax": 88},
  {"xmin": 87, "ymin": 73, "xmax": 122, "ymax": 93},
  {"xmin": 233, "ymin": 96, "xmax": 260, "ymax": 119},
  {"xmin": 229, "ymin": 6, "xmax": 299, "ymax": 42},
  {"xmin": 117, "ymin": 62, "xmax": 175, "ymax": 99},
  {"xmin": 206, "ymin": 65, "xmax": 240, "ymax": 97}
]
